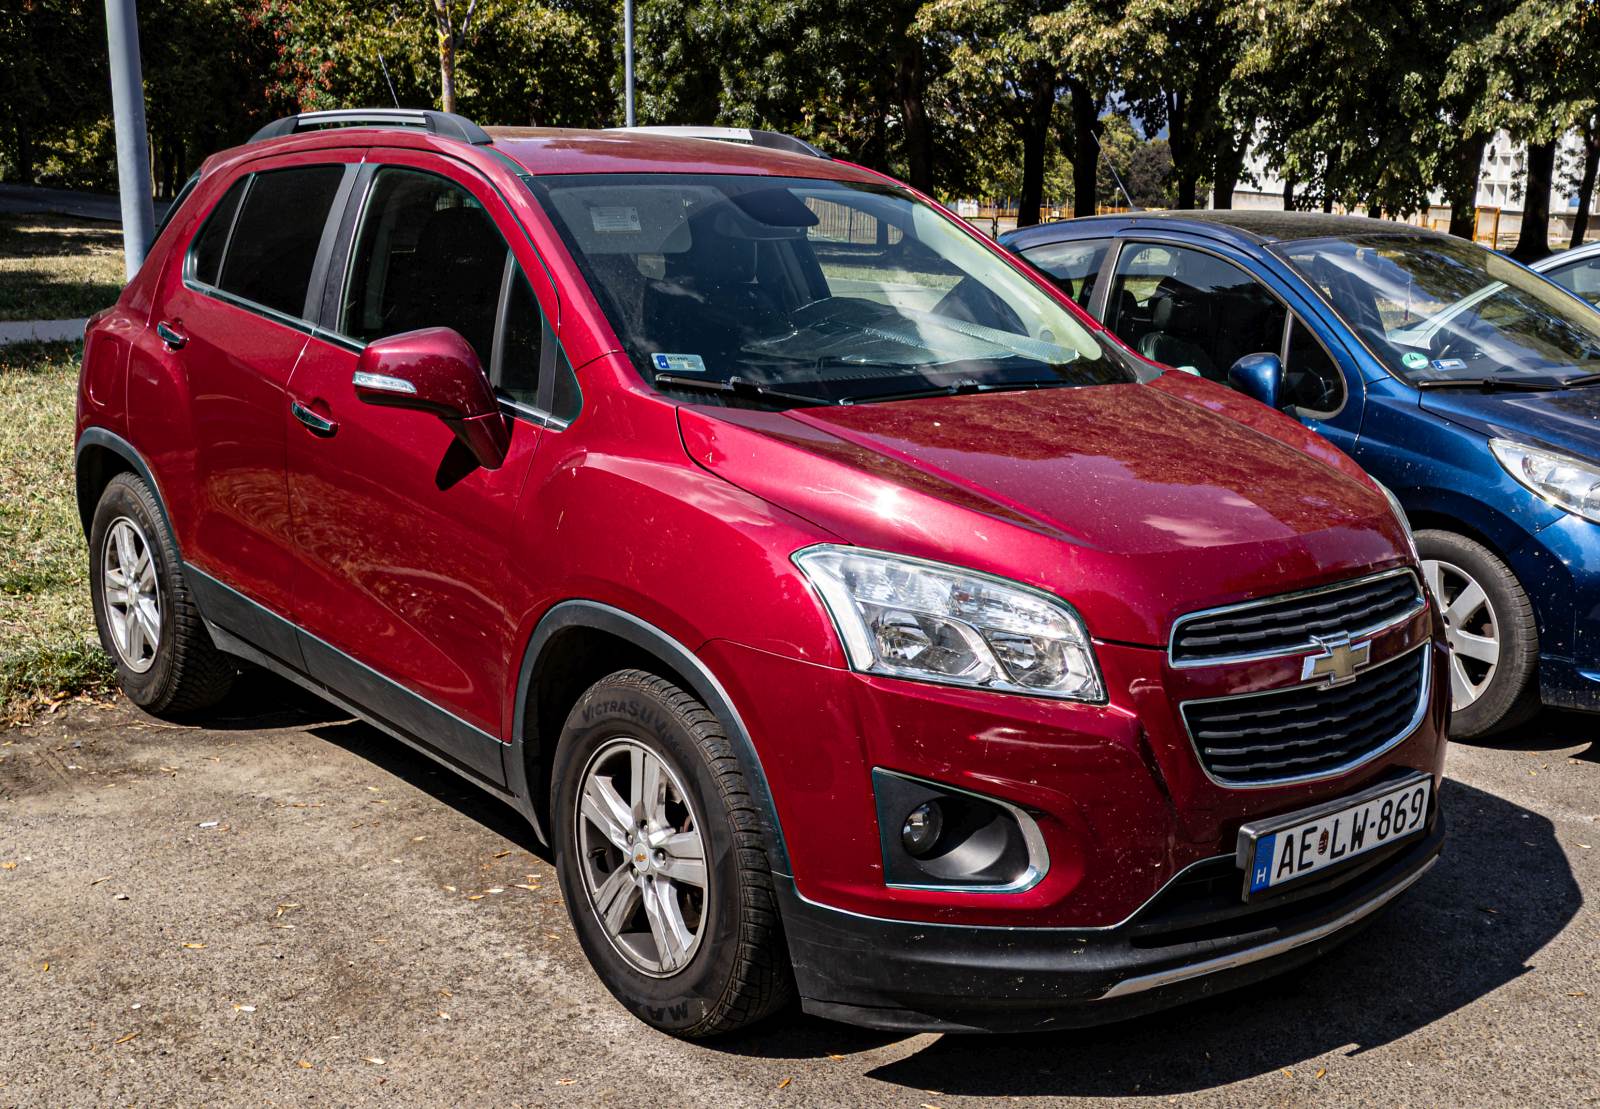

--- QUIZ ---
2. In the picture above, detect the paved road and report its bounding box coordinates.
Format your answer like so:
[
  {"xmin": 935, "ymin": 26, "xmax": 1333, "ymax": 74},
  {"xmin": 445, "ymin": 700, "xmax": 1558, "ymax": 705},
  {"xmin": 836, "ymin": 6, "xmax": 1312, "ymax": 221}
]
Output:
[
  {"xmin": 0, "ymin": 184, "xmax": 171, "ymax": 223},
  {"xmin": 1, "ymin": 676, "xmax": 1594, "ymax": 1106}
]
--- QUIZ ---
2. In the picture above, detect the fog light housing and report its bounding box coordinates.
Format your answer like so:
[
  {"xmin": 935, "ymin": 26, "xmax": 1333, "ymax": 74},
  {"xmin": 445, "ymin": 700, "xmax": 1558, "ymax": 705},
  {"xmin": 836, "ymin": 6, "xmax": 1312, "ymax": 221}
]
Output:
[
  {"xmin": 901, "ymin": 802, "xmax": 944, "ymax": 857},
  {"xmin": 873, "ymin": 769, "xmax": 1047, "ymax": 892}
]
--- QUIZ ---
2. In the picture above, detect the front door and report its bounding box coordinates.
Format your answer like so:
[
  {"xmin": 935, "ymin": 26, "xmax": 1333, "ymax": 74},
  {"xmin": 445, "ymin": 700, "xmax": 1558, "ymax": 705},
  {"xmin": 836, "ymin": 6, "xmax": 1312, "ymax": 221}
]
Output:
[{"xmin": 285, "ymin": 157, "xmax": 559, "ymax": 783}]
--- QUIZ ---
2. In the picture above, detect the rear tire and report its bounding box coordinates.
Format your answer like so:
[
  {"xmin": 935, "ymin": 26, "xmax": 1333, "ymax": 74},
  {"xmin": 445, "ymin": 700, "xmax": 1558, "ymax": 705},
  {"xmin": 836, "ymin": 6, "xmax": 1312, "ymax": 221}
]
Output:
[
  {"xmin": 88, "ymin": 473, "xmax": 236, "ymax": 715},
  {"xmin": 551, "ymin": 669, "xmax": 793, "ymax": 1037},
  {"xmin": 1416, "ymin": 529, "xmax": 1539, "ymax": 738}
]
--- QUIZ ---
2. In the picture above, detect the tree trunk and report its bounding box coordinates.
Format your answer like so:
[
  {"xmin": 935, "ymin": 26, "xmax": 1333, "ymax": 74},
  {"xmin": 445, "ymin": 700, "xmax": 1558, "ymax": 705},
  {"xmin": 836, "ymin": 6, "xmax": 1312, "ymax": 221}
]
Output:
[
  {"xmin": 1166, "ymin": 91, "xmax": 1199, "ymax": 209},
  {"xmin": 1282, "ymin": 171, "xmax": 1297, "ymax": 211},
  {"xmin": 1211, "ymin": 130, "xmax": 1247, "ymax": 211},
  {"xmin": 1067, "ymin": 77, "xmax": 1099, "ymax": 217},
  {"xmin": 1446, "ymin": 132, "xmax": 1488, "ymax": 240},
  {"xmin": 895, "ymin": 41, "xmax": 933, "ymax": 194},
  {"xmin": 1512, "ymin": 139, "xmax": 1556, "ymax": 263},
  {"xmin": 1571, "ymin": 121, "xmax": 1598, "ymax": 247},
  {"xmin": 1015, "ymin": 69, "xmax": 1056, "ymax": 228},
  {"xmin": 433, "ymin": 0, "xmax": 457, "ymax": 114}
]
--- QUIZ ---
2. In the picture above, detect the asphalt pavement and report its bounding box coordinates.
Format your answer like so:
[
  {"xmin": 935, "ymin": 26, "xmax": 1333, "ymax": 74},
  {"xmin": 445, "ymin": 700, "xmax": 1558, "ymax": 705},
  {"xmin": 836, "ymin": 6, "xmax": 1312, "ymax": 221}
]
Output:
[{"xmin": 1, "ymin": 675, "xmax": 1595, "ymax": 1106}]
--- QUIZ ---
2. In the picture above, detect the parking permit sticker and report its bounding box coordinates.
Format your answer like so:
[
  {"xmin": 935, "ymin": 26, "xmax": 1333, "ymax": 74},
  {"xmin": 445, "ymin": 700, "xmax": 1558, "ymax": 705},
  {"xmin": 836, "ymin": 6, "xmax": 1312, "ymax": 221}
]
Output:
[
  {"xmin": 590, "ymin": 206, "xmax": 641, "ymax": 233},
  {"xmin": 1401, "ymin": 351, "xmax": 1429, "ymax": 370},
  {"xmin": 1431, "ymin": 357, "xmax": 1468, "ymax": 371},
  {"xmin": 652, "ymin": 353, "xmax": 707, "ymax": 373}
]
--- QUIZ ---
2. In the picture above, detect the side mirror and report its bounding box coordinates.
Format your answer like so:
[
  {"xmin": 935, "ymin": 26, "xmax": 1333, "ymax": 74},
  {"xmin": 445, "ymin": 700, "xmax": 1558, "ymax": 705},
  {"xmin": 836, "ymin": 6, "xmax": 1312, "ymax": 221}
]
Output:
[
  {"xmin": 354, "ymin": 327, "xmax": 509, "ymax": 470},
  {"xmin": 1228, "ymin": 352, "xmax": 1285, "ymax": 410}
]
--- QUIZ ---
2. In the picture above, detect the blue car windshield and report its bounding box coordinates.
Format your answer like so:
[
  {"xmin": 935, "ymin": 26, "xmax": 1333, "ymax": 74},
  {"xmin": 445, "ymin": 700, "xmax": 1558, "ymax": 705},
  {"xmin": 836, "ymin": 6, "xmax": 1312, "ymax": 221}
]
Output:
[
  {"xmin": 1280, "ymin": 235, "xmax": 1600, "ymax": 385},
  {"xmin": 522, "ymin": 173, "xmax": 1132, "ymax": 407}
]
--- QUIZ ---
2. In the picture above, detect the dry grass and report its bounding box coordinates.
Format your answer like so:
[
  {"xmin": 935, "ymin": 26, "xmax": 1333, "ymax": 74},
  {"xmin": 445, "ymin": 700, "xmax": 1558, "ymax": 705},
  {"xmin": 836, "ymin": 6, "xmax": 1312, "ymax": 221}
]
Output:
[
  {"xmin": 0, "ymin": 341, "xmax": 115, "ymax": 719},
  {"xmin": 0, "ymin": 214, "xmax": 126, "ymax": 321}
]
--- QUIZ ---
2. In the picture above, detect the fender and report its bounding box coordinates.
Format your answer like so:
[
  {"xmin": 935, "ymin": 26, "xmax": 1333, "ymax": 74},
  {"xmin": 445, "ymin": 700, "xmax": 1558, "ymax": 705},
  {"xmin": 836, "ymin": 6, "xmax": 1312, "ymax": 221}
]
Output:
[{"xmin": 505, "ymin": 600, "xmax": 792, "ymax": 877}]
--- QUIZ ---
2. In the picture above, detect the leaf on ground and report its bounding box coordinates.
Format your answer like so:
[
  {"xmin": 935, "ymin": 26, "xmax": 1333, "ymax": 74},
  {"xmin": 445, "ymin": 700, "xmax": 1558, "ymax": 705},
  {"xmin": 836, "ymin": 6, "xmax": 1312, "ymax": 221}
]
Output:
[
  {"xmin": 1, "ymin": 862, "xmax": 16, "ymax": 870},
  {"xmin": 115, "ymin": 1032, "xmax": 138, "ymax": 1044},
  {"xmin": 297, "ymin": 1060, "xmax": 314, "ymax": 1069},
  {"xmin": 492, "ymin": 850, "xmax": 511, "ymax": 858},
  {"xmin": 182, "ymin": 942, "xmax": 206, "ymax": 949},
  {"xmin": 1316, "ymin": 1067, "xmax": 1327, "ymax": 1079},
  {"xmin": 363, "ymin": 1056, "xmax": 386, "ymax": 1065},
  {"xmin": 777, "ymin": 1077, "xmax": 792, "ymax": 1089},
  {"xmin": 89, "ymin": 876, "xmax": 111, "ymax": 885}
]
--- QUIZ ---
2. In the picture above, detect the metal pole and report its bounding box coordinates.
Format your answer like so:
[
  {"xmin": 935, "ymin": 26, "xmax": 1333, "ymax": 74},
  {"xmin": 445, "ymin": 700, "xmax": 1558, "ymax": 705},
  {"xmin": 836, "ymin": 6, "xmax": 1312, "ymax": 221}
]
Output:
[
  {"xmin": 104, "ymin": 0, "xmax": 154, "ymax": 279},
  {"xmin": 623, "ymin": 0, "xmax": 635, "ymax": 127}
]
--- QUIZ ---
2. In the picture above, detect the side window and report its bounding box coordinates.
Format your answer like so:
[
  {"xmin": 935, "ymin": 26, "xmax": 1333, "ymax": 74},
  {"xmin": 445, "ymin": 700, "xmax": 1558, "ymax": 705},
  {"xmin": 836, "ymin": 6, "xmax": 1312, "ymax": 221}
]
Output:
[
  {"xmin": 214, "ymin": 166, "xmax": 345, "ymax": 317},
  {"xmin": 345, "ymin": 166, "xmax": 577, "ymax": 421},
  {"xmin": 189, "ymin": 178, "xmax": 247, "ymax": 288},
  {"xmin": 1020, "ymin": 238, "xmax": 1111, "ymax": 309},
  {"xmin": 1282, "ymin": 316, "xmax": 1347, "ymax": 413},
  {"xmin": 1549, "ymin": 256, "xmax": 1600, "ymax": 307},
  {"xmin": 342, "ymin": 168, "xmax": 509, "ymax": 368},
  {"xmin": 1107, "ymin": 243, "xmax": 1286, "ymax": 384}
]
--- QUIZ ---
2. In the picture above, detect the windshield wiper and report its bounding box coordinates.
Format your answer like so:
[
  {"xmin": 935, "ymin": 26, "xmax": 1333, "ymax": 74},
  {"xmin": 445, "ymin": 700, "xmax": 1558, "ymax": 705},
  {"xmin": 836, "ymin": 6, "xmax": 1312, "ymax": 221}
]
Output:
[
  {"xmin": 1557, "ymin": 372, "xmax": 1600, "ymax": 387},
  {"xmin": 1414, "ymin": 377, "xmax": 1565, "ymax": 392},
  {"xmin": 653, "ymin": 373, "xmax": 836, "ymax": 406},
  {"xmin": 844, "ymin": 377, "xmax": 1073, "ymax": 404}
]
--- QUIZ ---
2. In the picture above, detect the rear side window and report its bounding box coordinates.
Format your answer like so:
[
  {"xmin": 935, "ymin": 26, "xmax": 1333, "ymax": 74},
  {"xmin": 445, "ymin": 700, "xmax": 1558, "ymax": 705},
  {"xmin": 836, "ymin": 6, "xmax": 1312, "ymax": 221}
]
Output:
[
  {"xmin": 1548, "ymin": 255, "xmax": 1600, "ymax": 307},
  {"xmin": 218, "ymin": 166, "xmax": 345, "ymax": 316},
  {"xmin": 189, "ymin": 165, "xmax": 344, "ymax": 319},
  {"xmin": 189, "ymin": 179, "xmax": 247, "ymax": 287}
]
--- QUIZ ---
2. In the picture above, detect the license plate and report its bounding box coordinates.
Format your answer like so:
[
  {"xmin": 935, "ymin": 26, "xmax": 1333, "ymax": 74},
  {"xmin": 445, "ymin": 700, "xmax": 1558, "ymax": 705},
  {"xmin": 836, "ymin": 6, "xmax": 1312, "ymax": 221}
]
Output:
[{"xmin": 1238, "ymin": 773, "xmax": 1432, "ymax": 899}]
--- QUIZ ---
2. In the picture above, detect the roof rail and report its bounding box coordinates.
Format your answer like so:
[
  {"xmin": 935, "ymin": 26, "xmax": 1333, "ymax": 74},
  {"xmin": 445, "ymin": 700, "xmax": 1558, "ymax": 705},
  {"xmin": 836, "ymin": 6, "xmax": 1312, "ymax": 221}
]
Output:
[
  {"xmin": 606, "ymin": 126, "xmax": 831, "ymax": 161},
  {"xmin": 249, "ymin": 109, "xmax": 492, "ymax": 146}
]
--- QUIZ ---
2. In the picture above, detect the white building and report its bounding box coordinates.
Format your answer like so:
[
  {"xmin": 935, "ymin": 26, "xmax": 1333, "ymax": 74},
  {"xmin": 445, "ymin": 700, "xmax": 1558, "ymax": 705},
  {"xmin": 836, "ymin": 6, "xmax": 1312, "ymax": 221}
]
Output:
[{"xmin": 1229, "ymin": 129, "xmax": 1593, "ymax": 246}]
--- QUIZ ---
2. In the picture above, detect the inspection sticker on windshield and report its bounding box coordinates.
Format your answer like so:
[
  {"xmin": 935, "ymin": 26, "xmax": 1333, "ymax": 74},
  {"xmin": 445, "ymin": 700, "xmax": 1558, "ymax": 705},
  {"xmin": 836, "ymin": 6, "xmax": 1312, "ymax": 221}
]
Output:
[
  {"xmin": 1431, "ymin": 358, "xmax": 1468, "ymax": 372},
  {"xmin": 652, "ymin": 353, "xmax": 707, "ymax": 374},
  {"xmin": 589, "ymin": 205, "xmax": 641, "ymax": 233},
  {"xmin": 1401, "ymin": 351, "xmax": 1430, "ymax": 370}
]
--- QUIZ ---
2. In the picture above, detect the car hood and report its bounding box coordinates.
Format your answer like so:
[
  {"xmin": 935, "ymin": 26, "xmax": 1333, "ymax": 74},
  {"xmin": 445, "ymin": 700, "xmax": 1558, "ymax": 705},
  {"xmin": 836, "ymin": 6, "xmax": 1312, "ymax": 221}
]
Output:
[
  {"xmin": 678, "ymin": 373, "xmax": 1412, "ymax": 646},
  {"xmin": 1419, "ymin": 385, "xmax": 1600, "ymax": 461}
]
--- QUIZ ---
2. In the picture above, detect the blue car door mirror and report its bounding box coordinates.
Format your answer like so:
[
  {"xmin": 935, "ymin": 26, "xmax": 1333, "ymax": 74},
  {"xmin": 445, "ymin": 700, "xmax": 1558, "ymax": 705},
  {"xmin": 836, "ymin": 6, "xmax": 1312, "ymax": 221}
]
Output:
[{"xmin": 1229, "ymin": 352, "xmax": 1285, "ymax": 410}]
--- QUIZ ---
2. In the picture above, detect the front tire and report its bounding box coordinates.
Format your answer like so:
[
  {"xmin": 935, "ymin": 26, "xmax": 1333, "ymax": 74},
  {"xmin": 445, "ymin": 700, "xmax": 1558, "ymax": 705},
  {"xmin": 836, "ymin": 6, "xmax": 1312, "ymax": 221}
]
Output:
[
  {"xmin": 1416, "ymin": 529, "xmax": 1539, "ymax": 738},
  {"xmin": 551, "ymin": 669, "xmax": 793, "ymax": 1037},
  {"xmin": 88, "ymin": 473, "xmax": 236, "ymax": 715}
]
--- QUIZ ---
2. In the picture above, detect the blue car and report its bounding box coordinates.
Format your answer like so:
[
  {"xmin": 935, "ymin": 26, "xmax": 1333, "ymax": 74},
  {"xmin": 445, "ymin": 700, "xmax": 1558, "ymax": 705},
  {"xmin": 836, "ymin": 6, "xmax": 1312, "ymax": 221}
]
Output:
[{"xmin": 1003, "ymin": 212, "xmax": 1600, "ymax": 737}]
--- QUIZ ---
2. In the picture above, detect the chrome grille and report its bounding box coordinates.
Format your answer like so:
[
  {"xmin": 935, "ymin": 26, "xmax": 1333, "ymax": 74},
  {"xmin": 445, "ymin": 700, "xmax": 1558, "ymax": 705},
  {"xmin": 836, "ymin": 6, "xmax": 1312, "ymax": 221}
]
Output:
[
  {"xmin": 1181, "ymin": 645, "xmax": 1429, "ymax": 787},
  {"xmin": 1170, "ymin": 570, "xmax": 1424, "ymax": 666}
]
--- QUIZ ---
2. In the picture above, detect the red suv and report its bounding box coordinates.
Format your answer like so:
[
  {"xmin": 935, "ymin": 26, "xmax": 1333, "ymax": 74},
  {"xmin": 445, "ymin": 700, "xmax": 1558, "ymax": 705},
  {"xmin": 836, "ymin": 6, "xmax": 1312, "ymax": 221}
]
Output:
[{"xmin": 76, "ymin": 109, "xmax": 1448, "ymax": 1036}]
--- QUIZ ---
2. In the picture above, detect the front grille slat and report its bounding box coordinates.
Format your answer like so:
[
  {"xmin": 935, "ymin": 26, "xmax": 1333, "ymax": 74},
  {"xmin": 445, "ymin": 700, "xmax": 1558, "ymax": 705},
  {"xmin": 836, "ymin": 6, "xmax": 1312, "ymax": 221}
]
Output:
[
  {"xmin": 1172, "ymin": 571, "xmax": 1424, "ymax": 664},
  {"xmin": 1181, "ymin": 647, "xmax": 1428, "ymax": 786}
]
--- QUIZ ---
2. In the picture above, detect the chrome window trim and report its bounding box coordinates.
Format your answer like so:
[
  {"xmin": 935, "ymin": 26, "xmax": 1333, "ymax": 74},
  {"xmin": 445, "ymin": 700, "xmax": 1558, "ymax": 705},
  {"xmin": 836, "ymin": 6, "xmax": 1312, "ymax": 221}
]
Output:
[
  {"xmin": 1179, "ymin": 641, "xmax": 1433, "ymax": 791},
  {"xmin": 1167, "ymin": 565, "xmax": 1426, "ymax": 669},
  {"xmin": 873, "ymin": 767, "xmax": 1050, "ymax": 895}
]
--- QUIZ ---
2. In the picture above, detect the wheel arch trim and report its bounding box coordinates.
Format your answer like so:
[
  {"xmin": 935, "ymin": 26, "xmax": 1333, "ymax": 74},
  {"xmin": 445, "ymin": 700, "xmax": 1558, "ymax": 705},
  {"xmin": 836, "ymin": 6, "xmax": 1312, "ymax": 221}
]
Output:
[
  {"xmin": 75, "ymin": 428, "xmax": 178, "ymax": 547},
  {"xmin": 506, "ymin": 600, "xmax": 792, "ymax": 875}
]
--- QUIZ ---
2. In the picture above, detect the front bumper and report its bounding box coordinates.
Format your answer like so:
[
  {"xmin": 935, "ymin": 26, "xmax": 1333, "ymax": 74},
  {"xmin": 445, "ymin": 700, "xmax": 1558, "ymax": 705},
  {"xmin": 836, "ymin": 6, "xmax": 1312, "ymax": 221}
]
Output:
[{"xmin": 782, "ymin": 805, "xmax": 1444, "ymax": 1032}]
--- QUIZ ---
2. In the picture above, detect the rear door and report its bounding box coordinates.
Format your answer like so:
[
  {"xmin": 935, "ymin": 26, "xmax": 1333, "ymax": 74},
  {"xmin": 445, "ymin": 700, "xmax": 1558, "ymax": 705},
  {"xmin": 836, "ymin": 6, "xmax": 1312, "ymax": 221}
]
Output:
[
  {"xmin": 284, "ymin": 153, "xmax": 575, "ymax": 782},
  {"xmin": 144, "ymin": 157, "xmax": 358, "ymax": 634}
]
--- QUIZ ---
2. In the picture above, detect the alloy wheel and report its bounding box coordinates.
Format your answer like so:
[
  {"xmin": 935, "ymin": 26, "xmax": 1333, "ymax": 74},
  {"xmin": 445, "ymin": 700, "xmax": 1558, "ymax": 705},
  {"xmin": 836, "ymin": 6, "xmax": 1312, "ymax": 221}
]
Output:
[
  {"xmin": 1421, "ymin": 557, "xmax": 1500, "ymax": 710},
  {"xmin": 102, "ymin": 517, "xmax": 161, "ymax": 673},
  {"xmin": 575, "ymin": 738, "xmax": 708, "ymax": 977}
]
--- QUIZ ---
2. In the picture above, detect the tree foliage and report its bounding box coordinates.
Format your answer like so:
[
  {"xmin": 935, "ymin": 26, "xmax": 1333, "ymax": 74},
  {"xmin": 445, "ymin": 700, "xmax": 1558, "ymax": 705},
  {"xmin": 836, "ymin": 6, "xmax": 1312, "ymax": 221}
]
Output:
[{"xmin": 3, "ymin": 0, "xmax": 1598, "ymax": 244}]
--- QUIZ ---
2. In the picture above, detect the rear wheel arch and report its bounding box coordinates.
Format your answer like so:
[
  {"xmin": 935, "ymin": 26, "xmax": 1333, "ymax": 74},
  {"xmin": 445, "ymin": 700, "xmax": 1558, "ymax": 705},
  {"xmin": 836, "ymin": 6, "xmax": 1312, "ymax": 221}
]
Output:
[
  {"xmin": 508, "ymin": 601, "xmax": 791, "ymax": 875},
  {"xmin": 75, "ymin": 430, "xmax": 175, "ymax": 546}
]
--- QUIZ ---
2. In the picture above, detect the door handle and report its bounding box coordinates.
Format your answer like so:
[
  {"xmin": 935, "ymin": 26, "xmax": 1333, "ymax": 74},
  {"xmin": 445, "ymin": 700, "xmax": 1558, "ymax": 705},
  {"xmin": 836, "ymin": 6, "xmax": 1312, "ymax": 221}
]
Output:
[
  {"xmin": 155, "ymin": 321, "xmax": 187, "ymax": 350},
  {"xmin": 290, "ymin": 399, "xmax": 339, "ymax": 437}
]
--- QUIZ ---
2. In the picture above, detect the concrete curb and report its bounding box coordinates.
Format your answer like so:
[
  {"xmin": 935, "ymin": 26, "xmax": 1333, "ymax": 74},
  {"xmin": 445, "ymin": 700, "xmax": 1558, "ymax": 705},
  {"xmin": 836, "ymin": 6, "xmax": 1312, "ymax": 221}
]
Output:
[{"xmin": 0, "ymin": 319, "xmax": 88, "ymax": 346}]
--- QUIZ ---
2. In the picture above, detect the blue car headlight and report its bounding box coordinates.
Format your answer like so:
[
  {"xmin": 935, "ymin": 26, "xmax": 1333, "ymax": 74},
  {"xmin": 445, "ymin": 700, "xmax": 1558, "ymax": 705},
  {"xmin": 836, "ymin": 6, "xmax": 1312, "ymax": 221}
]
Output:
[{"xmin": 1490, "ymin": 438, "xmax": 1600, "ymax": 525}]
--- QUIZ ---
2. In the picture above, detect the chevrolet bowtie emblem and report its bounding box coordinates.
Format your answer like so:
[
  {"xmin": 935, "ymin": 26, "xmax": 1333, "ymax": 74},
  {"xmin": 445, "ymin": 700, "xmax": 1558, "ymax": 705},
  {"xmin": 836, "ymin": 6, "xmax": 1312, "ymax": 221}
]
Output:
[{"xmin": 1301, "ymin": 634, "xmax": 1372, "ymax": 687}]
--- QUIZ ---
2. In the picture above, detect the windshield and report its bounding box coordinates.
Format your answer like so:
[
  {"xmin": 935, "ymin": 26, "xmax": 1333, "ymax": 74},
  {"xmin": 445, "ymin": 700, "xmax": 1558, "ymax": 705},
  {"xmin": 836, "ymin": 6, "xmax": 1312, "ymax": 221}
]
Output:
[
  {"xmin": 523, "ymin": 173, "xmax": 1130, "ymax": 406},
  {"xmin": 1279, "ymin": 234, "xmax": 1600, "ymax": 385}
]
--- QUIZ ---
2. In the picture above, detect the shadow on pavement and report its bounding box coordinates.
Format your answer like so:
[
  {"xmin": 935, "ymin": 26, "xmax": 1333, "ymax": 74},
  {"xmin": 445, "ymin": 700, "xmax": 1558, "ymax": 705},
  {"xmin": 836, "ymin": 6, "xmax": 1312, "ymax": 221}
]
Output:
[
  {"xmin": 197, "ymin": 680, "xmax": 1582, "ymax": 1087},
  {"xmin": 1454, "ymin": 706, "xmax": 1597, "ymax": 763}
]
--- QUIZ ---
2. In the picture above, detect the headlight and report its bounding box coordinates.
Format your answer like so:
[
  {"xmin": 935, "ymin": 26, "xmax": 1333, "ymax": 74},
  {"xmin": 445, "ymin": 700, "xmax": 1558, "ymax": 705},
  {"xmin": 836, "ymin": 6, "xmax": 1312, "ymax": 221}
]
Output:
[
  {"xmin": 793, "ymin": 545, "xmax": 1104, "ymax": 702},
  {"xmin": 1491, "ymin": 438, "xmax": 1600, "ymax": 524},
  {"xmin": 1374, "ymin": 481, "xmax": 1419, "ymax": 561}
]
